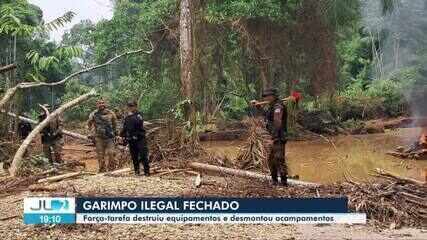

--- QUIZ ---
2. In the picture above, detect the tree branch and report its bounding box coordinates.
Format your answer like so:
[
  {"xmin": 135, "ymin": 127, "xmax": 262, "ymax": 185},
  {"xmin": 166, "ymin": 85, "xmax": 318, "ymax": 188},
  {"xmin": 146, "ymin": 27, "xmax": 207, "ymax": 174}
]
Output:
[
  {"xmin": 9, "ymin": 89, "xmax": 97, "ymax": 177},
  {"xmin": 0, "ymin": 46, "xmax": 154, "ymax": 110},
  {"xmin": 20, "ymin": 47, "xmax": 154, "ymax": 89},
  {"xmin": 0, "ymin": 63, "xmax": 17, "ymax": 74},
  {"xmin": 0, "ymin": 86, "xmax": 18, "ymax": 110},
  {"xmin": 38, "ymin": 104, "xmax": 50, "ymax": 115}
]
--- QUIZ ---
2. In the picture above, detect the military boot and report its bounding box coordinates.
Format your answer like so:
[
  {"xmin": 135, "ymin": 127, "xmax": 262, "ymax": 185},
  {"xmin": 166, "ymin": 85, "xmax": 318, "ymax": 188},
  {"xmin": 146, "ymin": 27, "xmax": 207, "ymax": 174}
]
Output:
[{"xmin": 281, "ymin": 176, "xmax": 288, "ymax": 187}]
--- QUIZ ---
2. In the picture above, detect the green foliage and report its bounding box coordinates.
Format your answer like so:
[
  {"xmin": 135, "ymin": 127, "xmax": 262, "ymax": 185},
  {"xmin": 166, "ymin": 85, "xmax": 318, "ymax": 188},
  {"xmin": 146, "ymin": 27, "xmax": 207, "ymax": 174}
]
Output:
[
  {"xmin": 25, "ymin": 46, "xmax": 82, "ymax": 81},
  {"xmin": 40, "ymin": 11, "xmax": 76, "ymax": 32},
  {"xmin": 326, "ymin": 75, "xmax": 408, "ymax": 120},
  {"xmin": 1, "ymin": 0, "xmax": 77, "ymax": 82},
  {"xmin": 61, "ymin": 80, "xmax": 97, "ymax": 121},
  {"xmin": 62, "ymin": 20, "xmax": 96, "ymax": 47},
  {"xmin": 222, "ymin": 95, "xmax": 248, "ymax": 119},
  {"xmin": 337, "ymin": 30, "xmax": 372, "ymax": 89},
  {"xmin": 0, "ymin": 0, "xmax": 79, "ymax": 115},
  {"xmin": 0, "ymin": 0, "xmax": 36, "ymax": 36},
  {"xmin": 4, "ymin": 0, "xmax": 416, "ymax": 128},
  {"xmin": 55, "ymin": 46, "xmax": 83, "ymax": 60},
  {"xmin": 138, "ymin": 75, "xmax": 180, "ymax": 119},
  {"xmin": 206, "ymin": 0, "xmax": 299, "ymax": 23},
  {"xmin": 319, "ymin": 0, "xmax": 361, "ymax": 28},
  {"xmin": 107, "ymin": 76, "xmax": 145, "ymax": 107}
]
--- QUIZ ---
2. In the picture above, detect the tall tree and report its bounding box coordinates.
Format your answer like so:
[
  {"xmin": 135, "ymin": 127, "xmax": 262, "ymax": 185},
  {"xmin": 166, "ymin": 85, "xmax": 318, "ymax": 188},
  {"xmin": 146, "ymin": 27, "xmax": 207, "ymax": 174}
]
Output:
[
  {"xmin": 179, "ymin": 0, "xmax": 196, "ymax": 120},
  {"xmin": 179, "ymin": 0, "xmax": 193, "ymax": 103}
]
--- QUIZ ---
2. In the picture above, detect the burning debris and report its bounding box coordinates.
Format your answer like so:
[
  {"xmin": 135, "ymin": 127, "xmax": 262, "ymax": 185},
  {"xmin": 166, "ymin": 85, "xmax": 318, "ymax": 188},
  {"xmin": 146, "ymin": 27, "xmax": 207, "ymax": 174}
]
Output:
[
  {"xmin": 388, "ymin": 127, "xmax": 427, "ymax": 160},
  {"xmin": 390, "ymin": 87, "xmax": 427, "ymax": 159},
  {"xmin": 419, "ymin": 128, "xmax": 427, "ymax": 148}
]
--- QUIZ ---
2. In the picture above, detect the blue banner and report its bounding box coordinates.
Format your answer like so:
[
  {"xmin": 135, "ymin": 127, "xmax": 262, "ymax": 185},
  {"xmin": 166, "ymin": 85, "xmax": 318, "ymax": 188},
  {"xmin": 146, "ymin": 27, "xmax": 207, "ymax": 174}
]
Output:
[
  {"xmin": 24, "ymin": 213, "xmax": 75, "ymax": 224},
  {"xmin": 76, "ymin": 197, "xmax": 348, "ymax": 214}
]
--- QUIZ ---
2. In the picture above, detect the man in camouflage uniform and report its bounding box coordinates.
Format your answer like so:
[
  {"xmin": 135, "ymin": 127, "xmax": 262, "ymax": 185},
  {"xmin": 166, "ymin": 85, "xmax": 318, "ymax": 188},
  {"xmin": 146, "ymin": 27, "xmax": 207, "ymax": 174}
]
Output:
[
  {"xmin": 251, "ymin": 88, "xmax": 288, "ymax": 186},
  {"xmin": 38, "ymin": 106, "xmax": 64, "ymax": 165},
  {"xmin": 87, "ymin": 99, "xmax": 118, "ymax": 173}
]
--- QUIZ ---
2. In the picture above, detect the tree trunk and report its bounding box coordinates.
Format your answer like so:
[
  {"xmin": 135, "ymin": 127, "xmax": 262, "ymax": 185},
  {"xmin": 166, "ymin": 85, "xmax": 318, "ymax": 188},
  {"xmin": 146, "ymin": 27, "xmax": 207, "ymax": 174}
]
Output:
[
  {"xmin": 260, "ymin": 59, "xmax": 272, "ymax": 90},
  {"xmin": 9, "ymin": 89, "xmax": 97, "ymax": 176},
  {"xmin": 179, "ymin": 0, "xmax": 194, "ymax": 102},
  {"xmin": 0, "ymin": 63, "xmax": 17, "ymax": 74},
  {"xmin": 0, "ymin": 86, "xmax": 18, "ymax": 110},
  {"xmin": 37, "ymin": 171, "xmax": 84, "ymax": 184},
  {"xmin": 5, "ymin": 112, "xmax": 90, "ymax": 141},
  {"xmin": 179, "ymin": 0, "xmax": 198, "ymax": 144},
  {"xmin": 188, "ymin": 162, "xmax": 319, "ymax": 186}
]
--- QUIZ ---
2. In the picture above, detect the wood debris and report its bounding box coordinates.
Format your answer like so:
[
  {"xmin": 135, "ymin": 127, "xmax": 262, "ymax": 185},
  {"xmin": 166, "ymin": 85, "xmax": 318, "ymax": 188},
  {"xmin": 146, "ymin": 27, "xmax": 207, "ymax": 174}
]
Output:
[{"xmin": 235, "ymin": 118, "xmax": 272, "ymax": 171}]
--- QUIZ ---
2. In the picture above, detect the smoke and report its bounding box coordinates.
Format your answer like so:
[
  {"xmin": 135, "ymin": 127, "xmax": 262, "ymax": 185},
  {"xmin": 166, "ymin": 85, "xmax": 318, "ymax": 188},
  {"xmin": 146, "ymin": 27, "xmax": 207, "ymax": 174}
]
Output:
[
  {"xmin": 362, "ymin": 0, "xmax": 427, "ymax": 77},
  {"xmin": 362, "ymin": 0, "xmax": 427, "ymax": 124}
]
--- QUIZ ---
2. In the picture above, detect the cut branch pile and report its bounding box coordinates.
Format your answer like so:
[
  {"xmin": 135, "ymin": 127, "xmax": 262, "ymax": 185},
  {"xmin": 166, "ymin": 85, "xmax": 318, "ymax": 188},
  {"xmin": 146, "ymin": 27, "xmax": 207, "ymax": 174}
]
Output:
[
  {"xmin": 150, "ymin": 138, "xmax": 204, "ymax": 167},
  {"xmin": 19, "ymin": 154, "xmax": 86, "ymax": 177},
  {"xmin": 343, "ymin": 169, "xmax": 426, "ymax": 228},
  {"xmin": 148, "ymin": 124, "xmax": 206, "ymax": 168},
  {"xmin": 190, "ymin": 169, "xmax": 426, "ymax": 228},
  {"xmin": 235, "ymin": 118, "xmax": 272, "ymax": 171},
  {"xmin": 0, "ymin": 169, "xmax": 58, "ymax": 197}
]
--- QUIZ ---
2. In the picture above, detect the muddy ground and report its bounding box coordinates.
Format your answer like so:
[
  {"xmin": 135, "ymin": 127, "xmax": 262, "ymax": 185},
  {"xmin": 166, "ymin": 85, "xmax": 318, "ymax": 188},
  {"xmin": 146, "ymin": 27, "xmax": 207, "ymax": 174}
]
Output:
[
  {"xmin": 0, "ymin": 172, "xmax": 426, "ymax": 240},
  {"xmin": 0, "ymin": 125, "xmax": 426, "ymax": 239}
]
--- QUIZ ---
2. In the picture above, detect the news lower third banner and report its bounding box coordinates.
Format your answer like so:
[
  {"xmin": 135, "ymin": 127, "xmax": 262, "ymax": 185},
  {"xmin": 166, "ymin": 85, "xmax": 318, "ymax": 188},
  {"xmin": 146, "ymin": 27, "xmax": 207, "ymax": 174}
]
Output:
[{"xmin": 24, "ymin": 197, "xmax": 366, "ymax": 224}]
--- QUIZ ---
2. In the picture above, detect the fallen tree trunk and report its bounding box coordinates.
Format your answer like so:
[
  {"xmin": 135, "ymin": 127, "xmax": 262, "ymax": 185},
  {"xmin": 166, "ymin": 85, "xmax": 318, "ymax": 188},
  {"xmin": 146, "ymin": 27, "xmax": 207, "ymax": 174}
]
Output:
[
  {"xmin": 5, "ymin": 112, "xmax": 90, "ymax": 141},
  {"xmin": 199, "ymin": 130, "xmax": 247, "ymax": 141},
  {"xmin": 374, "ymin": 168, "xmax": 425, "ymax": 186},
  {"xmin": 0, "ymin": 63, "xmax": 17, "ymax": 74},
  {"xmin": 9, "ymin": 90, "xmax": 97, "ymax": 176},
  {"xmin": 0, "ymin": 168, "xmax": 58, "ymax": 197},
  {"xmin": 102, "ymin": 168, "xmax": 132, "ymax": 176},
  {"xmin": 37, "ymin": 171, "xmax": 84, "ymax": 184},
  {"xmin": 6, "ymin": 111, "xmax": 156, "ymax": 141},
  {"xmin": 29, "ymin": 185, "xmax": 62, "ymax": 192},
  {"xmin": 378, "ymin": 117, "xmax": 427, "ymax": 129},
  {"xmin": 0, "ymin": 86, "xmax": 18, "ymax": 110},
  {"xmin": 188, "ymin": 162, "xmax": 319, "ymax": 186}
]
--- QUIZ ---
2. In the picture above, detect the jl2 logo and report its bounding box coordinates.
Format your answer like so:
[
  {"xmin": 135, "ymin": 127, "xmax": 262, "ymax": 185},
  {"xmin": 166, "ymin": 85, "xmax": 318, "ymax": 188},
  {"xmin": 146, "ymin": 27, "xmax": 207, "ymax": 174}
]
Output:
[{"xmin": 30, "ymin": 199, "xmax": 70, "ymax": 211}]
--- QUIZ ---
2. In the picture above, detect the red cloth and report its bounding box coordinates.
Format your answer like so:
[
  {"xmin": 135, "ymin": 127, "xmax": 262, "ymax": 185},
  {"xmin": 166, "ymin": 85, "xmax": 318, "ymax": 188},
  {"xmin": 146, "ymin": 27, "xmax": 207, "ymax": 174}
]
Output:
[{"xmin": 291, "ymin": 91, "xmax": 302, "ymax": 102}]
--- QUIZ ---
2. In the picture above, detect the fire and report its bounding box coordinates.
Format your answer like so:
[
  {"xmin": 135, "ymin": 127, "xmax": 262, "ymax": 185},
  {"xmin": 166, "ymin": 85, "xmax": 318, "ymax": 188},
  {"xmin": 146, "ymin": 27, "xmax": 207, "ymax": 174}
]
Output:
[{"xmin": 420, "ymin": 128, "xmax": 427, "ymax": 148}]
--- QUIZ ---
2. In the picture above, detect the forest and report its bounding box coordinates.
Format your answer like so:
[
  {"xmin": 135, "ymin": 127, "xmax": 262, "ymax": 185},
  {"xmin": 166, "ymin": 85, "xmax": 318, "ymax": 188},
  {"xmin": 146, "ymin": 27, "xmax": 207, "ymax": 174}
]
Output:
[
  {"xmin": 0, "ymin": 0, "xmax": 426, "ymax": 239},
  {"xmin": 3, "ymin": 0, "xmax": 426, "ymax": 123}
]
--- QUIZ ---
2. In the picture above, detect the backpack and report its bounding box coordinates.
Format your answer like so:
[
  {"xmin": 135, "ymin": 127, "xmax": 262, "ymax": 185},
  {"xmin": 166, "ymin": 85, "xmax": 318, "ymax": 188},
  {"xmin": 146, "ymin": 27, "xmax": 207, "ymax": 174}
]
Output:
[{"xmin": 94, "ymin": 111, "xmax": 114, "ymax": 139}]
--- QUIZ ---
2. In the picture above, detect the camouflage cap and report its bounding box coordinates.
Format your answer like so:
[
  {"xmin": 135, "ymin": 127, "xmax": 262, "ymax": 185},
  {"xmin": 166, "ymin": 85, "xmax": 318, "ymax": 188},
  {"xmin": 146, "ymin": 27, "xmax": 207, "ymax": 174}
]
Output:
[
  {"xmin": 262, "ymin": 88, "xmax": 278, "ymax": 97},
  {"xmin": 127, "ymin": 100, "xmax": 138, "ymax": 107},
  {"xmin": 96, "ymin": 99, "xmax": 106, "ymax": 105}
]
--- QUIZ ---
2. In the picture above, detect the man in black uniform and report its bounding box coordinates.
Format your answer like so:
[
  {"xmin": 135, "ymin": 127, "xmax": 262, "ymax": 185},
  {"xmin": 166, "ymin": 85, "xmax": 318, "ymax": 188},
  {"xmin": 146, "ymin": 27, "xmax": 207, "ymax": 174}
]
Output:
[
  {"xmin": 120, "ymin": 100, "xmax": 150, "ymax": 176},
  {"xmin": 17, "ymin": 115, "xmax": 32, "ymax": 140},
  {"xmin": 251, "ymin": 88, "xmax": 288, "ymax": 186}
]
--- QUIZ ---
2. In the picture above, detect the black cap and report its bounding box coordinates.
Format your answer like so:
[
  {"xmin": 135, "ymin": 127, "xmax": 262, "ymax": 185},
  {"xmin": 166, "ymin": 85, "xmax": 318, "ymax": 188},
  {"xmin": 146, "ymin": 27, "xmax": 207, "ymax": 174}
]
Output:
[
  {"xmin": 127, "ymin": 100, "xmax": 137, "ymax": 107},
  {"xmin": 262, "ymin": 88, "xmax": 278, "ymax": 97}
]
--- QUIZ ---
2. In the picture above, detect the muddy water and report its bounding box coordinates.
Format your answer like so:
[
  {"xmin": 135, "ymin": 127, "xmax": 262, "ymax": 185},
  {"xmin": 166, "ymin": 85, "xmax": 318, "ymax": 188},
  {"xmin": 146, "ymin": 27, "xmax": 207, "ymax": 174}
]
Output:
[{"xmin": 202, "ymin": 128, "xmax": 427, "ymax": 184}]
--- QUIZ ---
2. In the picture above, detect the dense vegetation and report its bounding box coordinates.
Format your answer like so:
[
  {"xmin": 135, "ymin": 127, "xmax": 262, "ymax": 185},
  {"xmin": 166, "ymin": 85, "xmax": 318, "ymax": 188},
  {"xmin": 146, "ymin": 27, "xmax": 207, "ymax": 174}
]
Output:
[{"xmin": 1, "ymin": 0, "xmax": 426, "ymax": 129}]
